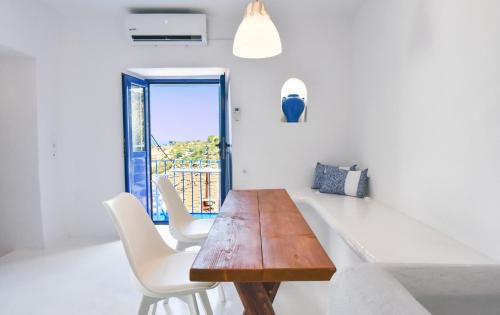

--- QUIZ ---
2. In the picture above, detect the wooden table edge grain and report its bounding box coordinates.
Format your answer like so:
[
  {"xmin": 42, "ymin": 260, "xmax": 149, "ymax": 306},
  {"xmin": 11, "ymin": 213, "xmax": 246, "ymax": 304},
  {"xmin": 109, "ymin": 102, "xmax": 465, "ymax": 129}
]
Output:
[
  {"xmin": 190, "ymin": 267, "xmax": 336, "ymax": 282},
  {"xmin": 190, "ymin": 189, "xmax": 336, "ymax": 315}
]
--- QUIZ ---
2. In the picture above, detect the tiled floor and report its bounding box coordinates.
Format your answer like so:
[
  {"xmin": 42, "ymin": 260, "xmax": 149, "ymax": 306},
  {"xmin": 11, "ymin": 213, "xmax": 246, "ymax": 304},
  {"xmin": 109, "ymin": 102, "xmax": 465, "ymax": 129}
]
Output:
[{"xmin": 0, "ymin": 227, "xmax": 330, "ymax": 315}]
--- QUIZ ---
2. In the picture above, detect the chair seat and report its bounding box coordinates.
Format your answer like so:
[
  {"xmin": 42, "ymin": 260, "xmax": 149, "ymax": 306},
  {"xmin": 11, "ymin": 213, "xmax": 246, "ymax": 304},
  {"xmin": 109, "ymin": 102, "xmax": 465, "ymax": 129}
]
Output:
[
  {"xmin": 139, "ymin": 251, "xmax": 216, "ymax": 295},
  {"xmin": 178, "ymin": 218, "xmax": 215, "ymax": 241}
]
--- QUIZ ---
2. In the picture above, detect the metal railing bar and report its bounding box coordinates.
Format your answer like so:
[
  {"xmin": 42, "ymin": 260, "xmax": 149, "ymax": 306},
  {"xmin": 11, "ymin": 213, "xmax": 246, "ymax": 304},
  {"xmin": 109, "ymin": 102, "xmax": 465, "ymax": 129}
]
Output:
[{"xmin": 151, "ymin": 159, "xmax": 221, "ymax": 221}]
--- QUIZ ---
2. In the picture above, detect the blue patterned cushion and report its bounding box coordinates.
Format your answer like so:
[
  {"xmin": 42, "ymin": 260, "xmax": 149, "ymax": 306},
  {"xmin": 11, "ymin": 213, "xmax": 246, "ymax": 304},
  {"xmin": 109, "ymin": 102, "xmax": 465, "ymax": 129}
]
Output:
[
  {"xmin": 311, "ymin": 163, "xmax": 357, "ymax": 189},
  {"xmin": 319, "ymin": 168, "xmax": 368, "ymax": 198}
]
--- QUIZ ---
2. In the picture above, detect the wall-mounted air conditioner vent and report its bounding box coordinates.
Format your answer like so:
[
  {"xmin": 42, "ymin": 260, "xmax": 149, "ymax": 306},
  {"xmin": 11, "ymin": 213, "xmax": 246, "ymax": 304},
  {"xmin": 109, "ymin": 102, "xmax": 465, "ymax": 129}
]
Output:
[
  {"xmin": 131, "ymin": 35, "xmax": 203, "ymax": 43},
  {"xmin": 125, "ymin": 14, "xmax": 207, "ymax": 46}
]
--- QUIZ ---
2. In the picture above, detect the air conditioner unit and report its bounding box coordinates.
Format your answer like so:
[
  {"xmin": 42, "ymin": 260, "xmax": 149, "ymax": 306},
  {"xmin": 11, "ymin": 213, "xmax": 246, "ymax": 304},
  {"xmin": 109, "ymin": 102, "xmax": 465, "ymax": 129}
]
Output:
[{"xmin": 125, "ymin": 14, "xmax": 207, "ymax": 46}]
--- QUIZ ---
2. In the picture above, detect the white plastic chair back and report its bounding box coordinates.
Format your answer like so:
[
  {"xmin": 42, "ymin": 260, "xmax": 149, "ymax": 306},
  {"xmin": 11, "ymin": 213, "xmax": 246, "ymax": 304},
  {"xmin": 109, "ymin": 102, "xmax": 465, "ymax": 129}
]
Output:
[
  {"xmin": 153, "ymin": 175, "xmax": 194, "ymax": 229},
  {"xmin": 103, "ymin": 193, "xmax": 174, "ymax": 283}
]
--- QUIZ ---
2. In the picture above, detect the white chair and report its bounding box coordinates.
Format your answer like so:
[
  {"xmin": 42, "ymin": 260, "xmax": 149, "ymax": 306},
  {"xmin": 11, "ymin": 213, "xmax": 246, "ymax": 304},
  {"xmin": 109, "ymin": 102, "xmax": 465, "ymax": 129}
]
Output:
[
  {"xmin": 153, "ymin": 175, "xmax": 226, "ymax": 303},
  {"xmin": 153, "ymin": 175, "xmax": 215, "ymax": 251},
  {"xmin": 103, "ymin": 193, "xmax": 217, "ymax": 315}
]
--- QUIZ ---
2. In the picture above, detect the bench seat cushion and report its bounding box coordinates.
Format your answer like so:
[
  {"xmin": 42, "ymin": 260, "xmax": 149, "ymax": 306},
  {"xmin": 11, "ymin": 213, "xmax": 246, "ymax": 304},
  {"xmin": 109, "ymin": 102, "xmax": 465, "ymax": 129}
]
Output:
[
  {"xmin": 331, "ymin": 263, "xmax": 500, "ymax": 315},
  {"xmin": 330, "ymin": 264, "xmax": 431, "ymax": 315}
]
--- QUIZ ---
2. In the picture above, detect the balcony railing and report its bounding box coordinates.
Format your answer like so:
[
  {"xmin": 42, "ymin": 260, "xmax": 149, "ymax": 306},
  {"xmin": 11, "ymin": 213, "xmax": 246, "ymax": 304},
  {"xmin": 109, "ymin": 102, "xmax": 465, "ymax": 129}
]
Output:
[{"xmin": 152, "ymin": 159, "xmax": 221, "ymax": 222}]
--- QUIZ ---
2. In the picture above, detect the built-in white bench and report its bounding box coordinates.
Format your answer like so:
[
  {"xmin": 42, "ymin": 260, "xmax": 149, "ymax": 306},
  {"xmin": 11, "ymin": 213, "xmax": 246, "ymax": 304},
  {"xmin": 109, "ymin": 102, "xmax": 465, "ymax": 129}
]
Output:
[
  {"xmin": 291, "ymin": 188, "xmax": 500, "ymax": 314},
  {"xmin": 289, "ymin": 188, "xmax": 495, "ymax": 266},
  {"xmin": 330, "ymin": 263, "xmax": 500, "ymax": 315}
]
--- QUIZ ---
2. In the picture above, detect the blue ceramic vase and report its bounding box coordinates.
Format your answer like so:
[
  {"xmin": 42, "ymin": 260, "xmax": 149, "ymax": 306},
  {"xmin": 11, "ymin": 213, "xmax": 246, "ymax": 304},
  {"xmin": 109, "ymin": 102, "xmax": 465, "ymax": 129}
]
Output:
[{"xmin": 282, "ymin": 94, "xmax": 305, "ymax": 123}]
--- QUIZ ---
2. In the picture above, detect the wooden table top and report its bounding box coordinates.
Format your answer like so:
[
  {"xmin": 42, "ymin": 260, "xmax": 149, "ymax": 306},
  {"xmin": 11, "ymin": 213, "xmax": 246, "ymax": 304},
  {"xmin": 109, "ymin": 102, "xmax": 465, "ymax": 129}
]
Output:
[{"xmin": 190, "ymin": 189, "xmax": 336, "ymax": 282}]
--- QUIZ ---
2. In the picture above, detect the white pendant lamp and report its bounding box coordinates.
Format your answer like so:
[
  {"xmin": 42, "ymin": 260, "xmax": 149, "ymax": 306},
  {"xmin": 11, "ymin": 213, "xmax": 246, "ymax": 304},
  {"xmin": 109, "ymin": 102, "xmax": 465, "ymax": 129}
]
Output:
[{"xmin": 233, "ymin": 0, "xmax": 282, "ymax": 59}]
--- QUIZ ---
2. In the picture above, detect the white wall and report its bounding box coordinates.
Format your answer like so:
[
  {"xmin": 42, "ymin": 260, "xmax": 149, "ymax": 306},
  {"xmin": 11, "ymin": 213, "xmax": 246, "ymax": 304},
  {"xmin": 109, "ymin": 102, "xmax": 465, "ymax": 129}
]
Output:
[
  {"xmin": 57, "ymin": 15, "xmax": 353, "ymax": 239},
  {"xmin": 0, "ymin": 0, "xmax": 63, "ymax": 249},
  {"xmin": 0, "ymin": 53, "xmax": 40, "ymax": 255},
  {"xmin": 351, "ymin": 0, "xmax": 500, "ymax": 260}
]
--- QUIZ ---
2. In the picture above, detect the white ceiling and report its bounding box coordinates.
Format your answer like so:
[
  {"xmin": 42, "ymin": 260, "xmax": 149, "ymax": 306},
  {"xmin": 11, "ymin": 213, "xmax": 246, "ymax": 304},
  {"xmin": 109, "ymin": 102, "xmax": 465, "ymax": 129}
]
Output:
[
  {"xmin": 38, "ymin": 0, "xmax": 365, "ymax": 39},
  {"xmin": 39, "ymin": 0, "xmax": 365, "ymax": 19}
]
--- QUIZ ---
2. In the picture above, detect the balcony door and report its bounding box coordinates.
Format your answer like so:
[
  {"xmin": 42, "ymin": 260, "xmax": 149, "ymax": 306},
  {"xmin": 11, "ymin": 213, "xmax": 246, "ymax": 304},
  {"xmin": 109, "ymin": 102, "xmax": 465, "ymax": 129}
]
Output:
[
  {"xmin": 122, "ymin": 75, "xmax": 151, "ymax": 212},
  {"xmin": 122, "ymin": 74, "xmax": 231, "ymax": 224}
]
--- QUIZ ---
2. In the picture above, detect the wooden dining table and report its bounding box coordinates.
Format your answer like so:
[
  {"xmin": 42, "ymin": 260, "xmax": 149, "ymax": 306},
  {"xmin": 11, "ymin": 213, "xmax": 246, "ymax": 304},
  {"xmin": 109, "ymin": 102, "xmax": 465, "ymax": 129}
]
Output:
[{"xmin": 190, "ymin": 189, "xmax": 336, "ymax": 315}]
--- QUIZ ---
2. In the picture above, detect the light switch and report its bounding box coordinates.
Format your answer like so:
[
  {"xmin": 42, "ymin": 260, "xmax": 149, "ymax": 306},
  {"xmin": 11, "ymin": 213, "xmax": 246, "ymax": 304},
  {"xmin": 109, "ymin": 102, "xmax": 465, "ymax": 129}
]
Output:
[{"xmin": 233, "ymin": 107, "xmax": 241, "ymax": 122}]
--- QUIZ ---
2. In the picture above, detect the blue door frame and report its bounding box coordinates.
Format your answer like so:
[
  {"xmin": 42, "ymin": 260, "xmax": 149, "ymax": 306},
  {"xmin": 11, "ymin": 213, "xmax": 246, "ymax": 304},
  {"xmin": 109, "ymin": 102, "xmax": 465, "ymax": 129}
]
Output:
[
  {"xmin": 122, "ymin": 74, "xmax": 231, "ymax": 224},
  {"xmin": 122, "ymin": 74, "xmax": 152, "ymax": 214}
]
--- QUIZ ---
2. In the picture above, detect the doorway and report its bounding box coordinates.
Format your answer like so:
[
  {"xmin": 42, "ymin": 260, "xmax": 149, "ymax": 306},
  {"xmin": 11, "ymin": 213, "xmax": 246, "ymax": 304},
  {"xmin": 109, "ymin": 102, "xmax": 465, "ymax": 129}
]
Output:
[{"xmin": 122, "ymin": 74, "xmax": 231, "ymax": 224}]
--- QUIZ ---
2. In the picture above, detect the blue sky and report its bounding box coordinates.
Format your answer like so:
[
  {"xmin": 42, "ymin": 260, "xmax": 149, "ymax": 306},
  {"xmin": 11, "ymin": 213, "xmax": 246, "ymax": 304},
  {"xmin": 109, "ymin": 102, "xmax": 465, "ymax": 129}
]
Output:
[{"xmin": 150, "ymin": 84, "xmax": 219, "ymax": 143}]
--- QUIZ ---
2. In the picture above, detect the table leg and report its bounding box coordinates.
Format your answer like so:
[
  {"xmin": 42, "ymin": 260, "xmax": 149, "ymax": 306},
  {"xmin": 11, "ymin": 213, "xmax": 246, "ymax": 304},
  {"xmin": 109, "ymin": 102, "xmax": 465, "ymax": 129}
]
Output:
[
  {"xmin": 263, "ymin": 282, "xmax": 281, "ymax": 302},
  {"xmin": 235, "ymin": 282, "xmax": 281, "ymax": 315}
]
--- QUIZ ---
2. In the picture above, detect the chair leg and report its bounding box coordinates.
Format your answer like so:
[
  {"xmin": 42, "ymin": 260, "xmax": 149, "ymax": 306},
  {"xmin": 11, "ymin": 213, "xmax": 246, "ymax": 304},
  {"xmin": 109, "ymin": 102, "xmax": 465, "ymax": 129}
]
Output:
[
  {"xmin": 198, "ymin": 291, "xmax": 214, "ymax": 315},
  {"xmin": 217, "ymin": 285, "xmax": 226, "ymax": 302},
  {"xmin": 175, "ymin": 241, "xmax": 185, "ymax": 252},
  {"xmin": 180, "ymin": 294, "xmax": 200, "ymax": 315},
  {"xmin": 176, "ymin": 241, "xmax": 187, "ymax": 251},
  {"xmin": 162, "ymin": 298, "xmax": 173, "ymax": 315},
  {"xmin": 138, "ymin": 296, "xmax": 157, "ymax": 315}
]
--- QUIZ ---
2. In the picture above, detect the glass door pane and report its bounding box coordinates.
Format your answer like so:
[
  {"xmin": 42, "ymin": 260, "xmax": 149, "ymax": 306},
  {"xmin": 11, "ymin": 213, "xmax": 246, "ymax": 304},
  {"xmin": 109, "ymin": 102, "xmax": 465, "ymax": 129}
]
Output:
[
  {"xmin": 149, "ymin": 81, "xmax": 222, "ymax": 223},
  {"xmin": 122, "ymin": 74, "xmax": 151, "ymax": 212}
]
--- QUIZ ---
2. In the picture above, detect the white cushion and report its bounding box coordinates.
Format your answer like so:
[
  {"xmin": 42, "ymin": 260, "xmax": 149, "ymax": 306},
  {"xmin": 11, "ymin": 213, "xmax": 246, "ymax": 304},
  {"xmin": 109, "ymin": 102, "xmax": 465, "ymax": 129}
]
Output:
[{"xmin": 330, "ymin": 264, "xmax": 431, "ymax": 315}]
